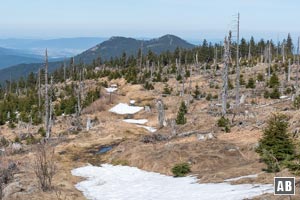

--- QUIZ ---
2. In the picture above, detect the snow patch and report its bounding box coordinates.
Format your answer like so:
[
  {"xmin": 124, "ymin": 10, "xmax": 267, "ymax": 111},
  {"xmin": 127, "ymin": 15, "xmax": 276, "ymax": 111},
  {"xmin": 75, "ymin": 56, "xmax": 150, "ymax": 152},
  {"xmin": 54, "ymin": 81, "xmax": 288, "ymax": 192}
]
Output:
[
  {"xmin": 109, "ymin": 103, "xmax": 143, "ymax": 115},
  {"xmin": 72, "ymin": 164, "xmax": 273, "ymax": 200},
  {"xmin": 123, "ymin": 119, "xmax": 148, "ymax": 125},
  {"xmin": 105, "ymin": 87, "xmax": 118, "ymax": 93},
  {"xmin": 137, "ymin": 125, "xmax": 157, "ymax": 133},
  {"xmin": 280, "ymin": 95, "xmax": 288, "ymax": 99},
  {"xmin": 224, "ymin": 173, "xmax": 260, "ymax": 182}
]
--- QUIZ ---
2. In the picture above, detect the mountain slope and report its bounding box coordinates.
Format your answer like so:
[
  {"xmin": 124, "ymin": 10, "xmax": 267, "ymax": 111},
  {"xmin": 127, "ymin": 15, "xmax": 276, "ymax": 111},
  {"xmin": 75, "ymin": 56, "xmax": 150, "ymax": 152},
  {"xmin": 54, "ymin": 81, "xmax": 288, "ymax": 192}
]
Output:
[
  {"xmin": 0, "ymin": 61, "xmax": 62, "ymax": 83},
  {"xmin": 0, "ymin": 35, "xmax": 195, "ymax": 82},
  {"xmin": 76, "ymin": 34, "xmax": 194, "ymax": 63}
]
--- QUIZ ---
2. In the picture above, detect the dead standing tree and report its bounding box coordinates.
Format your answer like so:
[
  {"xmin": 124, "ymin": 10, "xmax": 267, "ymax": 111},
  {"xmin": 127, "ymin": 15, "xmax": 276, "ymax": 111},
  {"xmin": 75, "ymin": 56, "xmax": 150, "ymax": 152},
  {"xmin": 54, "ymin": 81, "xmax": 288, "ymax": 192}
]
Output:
[
  {"xmin": 288, "ymin": 59, "xmax": 291, "ymax": 82},
  {"xmin": 176, "ymin": 58, "xmax": 179, "ymax": 94},
  {"xmin": 296, "ymin": 37, "xmax": 300, "ymax": 92},
  {"xmin": 76, "ymin": 71, "xmax": 83, "ymax": 116},
  {"xmin": 139, "ymin": 41, "xmax": 143, "ymax": 73},
  {"xmin": 282, "ymin": 41, "xmax": 286, "ymax": 63},
  {"xmin": 49, "ymin": 76, "xmax": 54, "ymax": 133},
  {"xmin": 235, "ymin": 12, "xmax": 240, "ymax": 107},
  {"xmin": 156, "ymin": 99, "xmax": 166, "ymax": 128},
  {"xmin": 44, "ymin": 49, "xmax": 51, "ymax": 138},
  {"xmin": 268, "ymin": 41, "xmax": 272, "ymax": 79},
  {"xmin": 222, "ymin": 36, "xmax": 230, "ymax": 116},
  {"xmin": 38, "ymin": 68, "xmax": 42, "ymax": 119}
]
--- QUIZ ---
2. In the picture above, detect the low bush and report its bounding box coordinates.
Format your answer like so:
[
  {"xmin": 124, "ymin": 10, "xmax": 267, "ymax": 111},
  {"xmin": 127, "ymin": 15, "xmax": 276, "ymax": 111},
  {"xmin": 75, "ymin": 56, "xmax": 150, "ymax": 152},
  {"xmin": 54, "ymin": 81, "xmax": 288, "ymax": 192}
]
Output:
[
  {"xmin": 217, "ymin": 116, "xmax": 230, "ymax": 132},
  {"xmin": 171, "ymin": 163, "xmax": 191, "ymax": 177}
]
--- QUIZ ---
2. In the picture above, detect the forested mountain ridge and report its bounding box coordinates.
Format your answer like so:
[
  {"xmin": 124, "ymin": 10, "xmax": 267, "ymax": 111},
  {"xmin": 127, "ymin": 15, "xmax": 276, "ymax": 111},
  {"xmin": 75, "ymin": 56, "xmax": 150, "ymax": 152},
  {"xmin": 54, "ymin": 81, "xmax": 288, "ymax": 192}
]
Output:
[{"xmin": 75, "ymin": 34, "xmax": 195, "ymax": 64}]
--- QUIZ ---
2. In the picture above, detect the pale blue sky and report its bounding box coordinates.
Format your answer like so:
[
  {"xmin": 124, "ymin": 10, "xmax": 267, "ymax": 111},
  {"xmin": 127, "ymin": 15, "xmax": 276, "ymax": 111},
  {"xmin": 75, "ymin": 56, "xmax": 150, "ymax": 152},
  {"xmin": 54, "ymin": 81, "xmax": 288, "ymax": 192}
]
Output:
[{"xmin": 1, "ymin": 0, "xmax": 299, "ymax": 41}]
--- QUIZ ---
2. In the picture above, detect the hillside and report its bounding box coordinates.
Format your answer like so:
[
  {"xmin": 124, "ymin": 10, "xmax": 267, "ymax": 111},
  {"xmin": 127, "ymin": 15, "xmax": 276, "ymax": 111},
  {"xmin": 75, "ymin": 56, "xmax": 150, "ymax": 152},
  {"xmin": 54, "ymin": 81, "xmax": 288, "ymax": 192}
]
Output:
[
  {"xmin": 0, "ymin": 35, "xmax": 194, "ymax": 82},
  {"xmin": 0, "ymin": 33, "xmax": 299, "ymax": 199},
  {"xmin": 0, "ymin": 61, "xmax": 62, "ymax": 83},
  {"xmin": 76, "ymin": 34, "xmax": 195, "ymax": 63},
  {"xmin": 0, "ymin": 60, "xmax": 296, "ymax": 199}
]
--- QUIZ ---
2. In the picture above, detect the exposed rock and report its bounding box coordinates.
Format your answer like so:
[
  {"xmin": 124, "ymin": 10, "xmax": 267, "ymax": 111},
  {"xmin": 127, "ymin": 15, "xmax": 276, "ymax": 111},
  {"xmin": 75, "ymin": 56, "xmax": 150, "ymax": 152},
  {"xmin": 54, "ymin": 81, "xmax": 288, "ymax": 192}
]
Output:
[
  {"xmin": 141, "ymin": 134, "xmax": 168, "ymax": 143},
  {"xmin": 3, "ymin": 182, "xmax": 25, "ymax": 199},
  {"xmin": 10, "ymin": 143, "xmax": 22, "ymax": 153},
  {"xmin": 197, "ymin": 133, "xmax": 214, "ymax": 141}
]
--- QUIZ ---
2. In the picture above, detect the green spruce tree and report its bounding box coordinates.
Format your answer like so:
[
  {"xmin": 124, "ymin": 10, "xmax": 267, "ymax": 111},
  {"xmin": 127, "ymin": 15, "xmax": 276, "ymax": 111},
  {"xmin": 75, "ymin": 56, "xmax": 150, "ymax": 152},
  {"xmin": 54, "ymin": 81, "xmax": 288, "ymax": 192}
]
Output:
[
  {"xmin": 176, "ymin": 101, "xmax": 187, "ymax": 125},
  {"xmin": 256, "ymin": 113, "xmax": 294, "ymax": 172}
]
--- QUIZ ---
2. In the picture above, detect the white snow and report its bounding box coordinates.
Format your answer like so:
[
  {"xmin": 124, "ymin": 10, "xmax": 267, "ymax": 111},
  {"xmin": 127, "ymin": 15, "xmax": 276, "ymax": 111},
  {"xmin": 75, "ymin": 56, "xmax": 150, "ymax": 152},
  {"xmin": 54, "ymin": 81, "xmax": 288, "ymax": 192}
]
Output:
[
  {"xmin": 280, "ymin": 95, "xmax": 288, "ymax": 99},
  {"xmin": 224, "ymin": 173, "xmax": 260, "ymax": 182},
  {"xmin": 123, "ymin": 119, "xmax": 156, "ymax": 132},
  {"xmin": 109, "ymin": 103, "xmax": 143, "ymax": 115},
  {"xmin": 123, "ymin": 119, "xmax": 148, "ymax": 125},
  {"xmin": 72, "ymin": 164, "xmax": 273, "ymax": 200},
  {"xmin": 137, "ymin": 125, "xmax": 157, "ymax": 133},
  {"xmin": 105, "ymin": 87, "xmax": 118, "ymax": 93}
]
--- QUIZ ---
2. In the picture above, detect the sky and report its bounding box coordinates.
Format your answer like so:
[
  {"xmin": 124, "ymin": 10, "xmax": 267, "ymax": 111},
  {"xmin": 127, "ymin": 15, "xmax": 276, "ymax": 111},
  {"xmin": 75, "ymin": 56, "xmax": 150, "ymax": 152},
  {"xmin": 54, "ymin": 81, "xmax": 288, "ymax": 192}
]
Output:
[{"xmin": 1, "ymin": 0, "xmax": 300, "ymax": 42}]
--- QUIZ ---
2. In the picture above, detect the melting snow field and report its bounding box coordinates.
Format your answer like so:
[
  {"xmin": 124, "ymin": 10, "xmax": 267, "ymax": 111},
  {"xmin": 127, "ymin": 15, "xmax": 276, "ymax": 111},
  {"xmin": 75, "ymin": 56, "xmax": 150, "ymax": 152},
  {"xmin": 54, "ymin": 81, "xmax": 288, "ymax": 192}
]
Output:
[
  {"xmin": 109, "ymin": 103, "xmax": 143, "ymax": 115},
  {"xmin": 105, "ymin": 87, "xmax": 118, "ymax": 93},
  {"xmin": 71, "ymin": 164, "xmax": 273, "ymax": 200},
  {"xmin": 123, "ymin": 119, "xmax": 157, "ymax": 132},
  {"xmin": 123, "ymin": 119, "xmax": 148, "ymax": 124},
  {"xmin": 137, "ymin": 125, "xmax": 157, "ymax": 133}
]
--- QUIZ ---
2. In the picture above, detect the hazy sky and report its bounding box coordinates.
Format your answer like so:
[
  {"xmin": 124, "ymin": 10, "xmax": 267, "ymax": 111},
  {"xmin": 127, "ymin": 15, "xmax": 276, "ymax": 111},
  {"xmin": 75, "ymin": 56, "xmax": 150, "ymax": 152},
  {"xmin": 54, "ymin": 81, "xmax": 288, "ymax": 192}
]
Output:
[{"xmin": 1, "ymin": 0, "xmax": 299, "ymax": 41}]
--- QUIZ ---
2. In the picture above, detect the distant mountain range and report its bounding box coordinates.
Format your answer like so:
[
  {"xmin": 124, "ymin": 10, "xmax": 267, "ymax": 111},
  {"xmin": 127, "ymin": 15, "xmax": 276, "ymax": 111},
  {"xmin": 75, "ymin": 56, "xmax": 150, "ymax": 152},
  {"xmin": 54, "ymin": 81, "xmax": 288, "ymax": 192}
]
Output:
[
  {"xmin": 0, "ymin": 47, "xmax": 44, "ymax": 70},
  {"xmin": 0, "ymin": 34, "xmax": 195, "ymax": 83},
  {"xmin": 0, "ymin": 37, "xmax": 107, "ymax": 58}
]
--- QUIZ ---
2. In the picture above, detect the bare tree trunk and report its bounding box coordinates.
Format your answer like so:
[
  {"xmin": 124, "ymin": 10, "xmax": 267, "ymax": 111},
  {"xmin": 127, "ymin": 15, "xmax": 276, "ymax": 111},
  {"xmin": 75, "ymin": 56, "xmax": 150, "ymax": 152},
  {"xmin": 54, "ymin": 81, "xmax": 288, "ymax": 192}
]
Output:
[
  {"xmin": 176, "ymin": 58, "xmax": 179, "ymax": 93},
  {"xmin": 156, "ymin": 99, "xmax": 165, "ymax": 128},
  {"xmin": 150, "ymin": 62, "xmax": 154, "ymax": 81},
  {"xmin": 222, "ymin": 36, "xmax": 230, "ymax": 116},
  {"xmin": 77, "ymin": 83, "xmax": 82, "ymax": 116},
  {"xmin": 181, "ymin": 70, "xmax": 185, "ymax": 96},
  {"xmin": 214, "ymin": 47, "xmax": 217, "ymax": 67},
  {"xmin": 86, "ymin": 117, "xmax": 92, "ymax": 131},
  {"xmin": 195, "ymin": 53, "xmax": 200, "ymax": 75},
  {"xmin": 38, "ymin": 68, "xmax": 42, "ymax": 120},
  {"xmin": 288, "ymin": 59, "xmax": 291, "ymax": 82},
  {"xmin": 268, "ymin": 42, "xmax": 272, "ymax": 78},
  {"xmin": 282, "ymin": 42, "xmax": 285, "ymax": 63},
  {"xmin": 140, "ymin": 41, "xmax": 143, "ymax": 73},
  {"xmin": 235, "ymin": 13, "xmax": 240, "ymax": 106},
  {"xmin": 45, "ymin": 49, "xmax": 50, "ymax": 139},
  {"xmin": 248, "ymin": 42, "xmax": 251, "ymax": 61},
  {"xmin": 171, "ymin": 119, "xmax": 176, "ymax": 136},
  {"xmin": 38, "ymin": 69, "xmax": 41, "ymax": 109},
  {"xmin": 64, "ymin": 59, "xmax": 66, "ymax": 85},
  {"xmin": 297, "ymin": 37, "xmax": 300, "ymax": 90}
]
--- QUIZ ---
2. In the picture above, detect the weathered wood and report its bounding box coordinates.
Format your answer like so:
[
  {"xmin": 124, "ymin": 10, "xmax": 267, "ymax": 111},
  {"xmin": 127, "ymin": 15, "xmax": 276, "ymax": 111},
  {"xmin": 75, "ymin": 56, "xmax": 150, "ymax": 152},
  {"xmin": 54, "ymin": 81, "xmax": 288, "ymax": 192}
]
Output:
[
  {"xmin": 45, "ymin": 49, "xmax": 50, "ymax": 138},
  {"xmin": 222, "ymin": 36, "xmax": 230, "ymax": 116},
  {"xmin": 156, "ymin": 99, "xmax": 166, "ymax": 128}
]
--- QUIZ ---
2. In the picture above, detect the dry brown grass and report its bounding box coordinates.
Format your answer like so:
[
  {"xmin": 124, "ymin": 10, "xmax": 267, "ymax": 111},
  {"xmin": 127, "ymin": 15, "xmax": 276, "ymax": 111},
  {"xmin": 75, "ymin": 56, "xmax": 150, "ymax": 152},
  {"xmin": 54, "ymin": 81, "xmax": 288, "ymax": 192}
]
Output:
[{"xmin": 3, "ymin": 63, "xmax": 300, "ymax": 199}]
